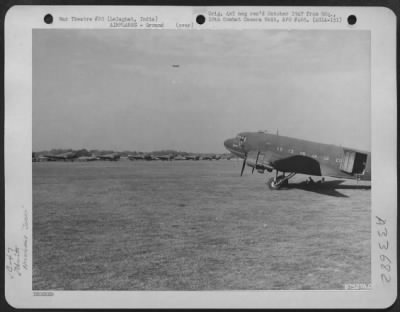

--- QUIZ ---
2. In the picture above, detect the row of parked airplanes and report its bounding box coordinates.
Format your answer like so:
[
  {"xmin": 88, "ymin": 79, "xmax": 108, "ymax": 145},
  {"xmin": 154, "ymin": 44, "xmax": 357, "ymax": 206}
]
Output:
[
  {"xmin": 32, "ymin": 152, "xmax": 234, "ymax": 162},
  {"xmin": 33, "ymin": 130, "xmax": 371, "ymax": 193}
]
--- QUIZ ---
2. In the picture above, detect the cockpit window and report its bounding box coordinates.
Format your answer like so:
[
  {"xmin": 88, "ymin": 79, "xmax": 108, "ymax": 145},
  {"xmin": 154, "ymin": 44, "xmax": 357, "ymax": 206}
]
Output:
[{"xmin": 236, "ymin": 135, "xmax": 246, "ymax": 147}]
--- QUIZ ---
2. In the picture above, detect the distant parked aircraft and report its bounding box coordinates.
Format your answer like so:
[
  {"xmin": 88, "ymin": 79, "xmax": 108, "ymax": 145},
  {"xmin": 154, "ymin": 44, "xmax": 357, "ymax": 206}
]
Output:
[
  {"xmin": 221, "ymin": 154, "xmax": 234, "ymax": 160},
  {"xmin": 97, "ymin": 153, "xmax": 120, "ymax": 161},
  {"xmin": 200, "ymin": 154, "xmax": 220, "ymax": 160},
  {"xmin": 174, "ymin": 155, "xmax": 187, "ymax": 161},
  {"xmin": 144, "ymin": 154, "xmax": 159, "ymax": 161},
  {"xmin": 77, "ymin": 155, "xmax": 98, "ymax": 161},
  {"xmin": 128, "ymin": 154, "xmax": 145, "ymax": 160},
  {"xmin": 32, "ymin": 154, "xmax": 50, "ymax": 162},
  {"xmin": 129, "ymin": 154, "xmax": 159, "ymax": 161},
  {"xmin": 158, "ymin": 154, "xmax": 174, "ymax": 161},
  {"xmin": 224, "ymin": 131, "xmax": 371, "ymax": 190},
  {"xmin": 185, "ymin": 155, "xmax": 200, "ymax": 160},
  {"xmin": 44, "ymin": 151, "xmax": 78, "ymax": 161}
]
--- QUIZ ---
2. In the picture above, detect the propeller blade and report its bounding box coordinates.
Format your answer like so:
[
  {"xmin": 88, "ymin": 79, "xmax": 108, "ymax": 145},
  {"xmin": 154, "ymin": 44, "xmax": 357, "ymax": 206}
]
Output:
[
  {"xmin": 252, "ymin": 151, "xmax": 260, "ymax": 174},
  {"xmin": 240, "ymin": 155, "xmax": 247, "ymax": 176}
]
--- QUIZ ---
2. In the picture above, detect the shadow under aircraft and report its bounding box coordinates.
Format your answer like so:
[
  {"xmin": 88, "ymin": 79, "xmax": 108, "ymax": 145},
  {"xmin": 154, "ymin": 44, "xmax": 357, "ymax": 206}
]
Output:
[
  {"xmin": 284, "ymin": 179, "xmax": 371, "ymax": 198},
  {"xmin": 224, "ymin": 131, "xmax": 371, "ymax": 192}
]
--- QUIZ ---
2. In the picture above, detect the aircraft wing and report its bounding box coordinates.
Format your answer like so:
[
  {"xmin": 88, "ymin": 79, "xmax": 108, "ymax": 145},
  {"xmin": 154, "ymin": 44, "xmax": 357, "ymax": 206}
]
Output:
[
  {"xmin": 272, "ymin": 155, "xmax": 322, "ymax": 176},
  {"xmin": 247, "ymin": 151, "xmax": 322, "ymax": 176}
]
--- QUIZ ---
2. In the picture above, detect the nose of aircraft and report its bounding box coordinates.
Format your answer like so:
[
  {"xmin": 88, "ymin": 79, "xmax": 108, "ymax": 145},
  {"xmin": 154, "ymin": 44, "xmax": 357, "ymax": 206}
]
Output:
[{"xmin": 224, "ymin": 138, "xmax": 234, "ymax": 150}]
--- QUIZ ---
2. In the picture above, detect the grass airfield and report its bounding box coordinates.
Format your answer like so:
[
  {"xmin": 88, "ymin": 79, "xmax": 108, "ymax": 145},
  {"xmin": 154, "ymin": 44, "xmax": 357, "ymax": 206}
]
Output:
[{"xmin": 33, "ymin": 160, "xmax": 370, "ymax": 290}]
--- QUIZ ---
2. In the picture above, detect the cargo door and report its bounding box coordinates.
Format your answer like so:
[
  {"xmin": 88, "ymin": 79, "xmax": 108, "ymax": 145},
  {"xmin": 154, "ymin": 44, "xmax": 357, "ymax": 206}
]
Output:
[
  {"xmin": 340, "ymin": 150, "xmax": 356, "ymax": 173},
  {"xmin": 353, "ymin": 152, "xmax": 368, "ymax": 174},
  {"xmin": 340, "ymin": 150, "xmax": 368, "ymax": 175}
]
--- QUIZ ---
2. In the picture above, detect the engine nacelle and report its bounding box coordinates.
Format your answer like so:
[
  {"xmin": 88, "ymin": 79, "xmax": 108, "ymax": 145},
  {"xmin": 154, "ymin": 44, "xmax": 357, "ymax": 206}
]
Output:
[{"xmin": 247, "ymin": 157, "xmax": 274, "ymax": 173}]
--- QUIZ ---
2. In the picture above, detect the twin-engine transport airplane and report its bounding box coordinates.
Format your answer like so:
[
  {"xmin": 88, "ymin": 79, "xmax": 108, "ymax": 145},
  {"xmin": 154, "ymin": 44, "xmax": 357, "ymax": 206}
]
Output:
[
  {"xmin": 44, "ymin": 151, "xmax": 78, "ymax": 161},
  {"xmin": 224, "ymin": 131, "xmax": 371, "ymax": 190}
]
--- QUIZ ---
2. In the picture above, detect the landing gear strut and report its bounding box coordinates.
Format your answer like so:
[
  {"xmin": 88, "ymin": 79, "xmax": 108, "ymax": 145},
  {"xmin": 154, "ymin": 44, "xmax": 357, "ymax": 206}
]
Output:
[{"xmin": 267, "ymin": 172, "xmax": 296, "ymax": 190}]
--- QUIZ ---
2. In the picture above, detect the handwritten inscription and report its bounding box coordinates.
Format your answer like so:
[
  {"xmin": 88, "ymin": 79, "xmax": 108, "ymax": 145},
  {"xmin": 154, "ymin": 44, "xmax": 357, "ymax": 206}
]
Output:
[
  {"xmin": 376, "ymin": 216, "xmax": 391, "ymax": 284},
  {"xmin": 23, "ymin": 235, "xmax": 28, "ymax": 270},
  {"xmin": 6, "ymin": 246, "xmax": 22, "ymax": 279},
  {"xmin": 22, "ymin": 209, "xmax": 28, "ymax": 230},
  {"xmin": 6, "ymin": 209, "xmax": 29, "ymax": 279},
  {"xmin": 6, "ymin": 239, "xmax": 28, "ymax": 278}
]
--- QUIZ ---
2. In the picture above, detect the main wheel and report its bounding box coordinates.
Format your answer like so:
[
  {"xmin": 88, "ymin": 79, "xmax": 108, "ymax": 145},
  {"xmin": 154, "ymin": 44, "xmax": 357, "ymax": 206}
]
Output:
[{"xmin": 267, "ymin": 177, "xmax": 282, "ymax": 190}]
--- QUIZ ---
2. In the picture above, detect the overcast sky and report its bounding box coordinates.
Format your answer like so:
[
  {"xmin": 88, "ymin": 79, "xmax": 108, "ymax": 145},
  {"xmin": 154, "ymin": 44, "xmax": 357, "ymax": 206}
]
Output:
[{"xmin": 33, "ymin": 29, "xmax": 370, "ymax": 153}]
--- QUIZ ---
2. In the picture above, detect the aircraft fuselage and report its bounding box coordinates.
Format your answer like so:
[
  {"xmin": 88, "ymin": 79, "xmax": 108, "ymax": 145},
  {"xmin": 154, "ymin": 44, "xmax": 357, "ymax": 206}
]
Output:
[{"xmin": 224, "ymin": 132, "xmax": 371, "ymax": 181}]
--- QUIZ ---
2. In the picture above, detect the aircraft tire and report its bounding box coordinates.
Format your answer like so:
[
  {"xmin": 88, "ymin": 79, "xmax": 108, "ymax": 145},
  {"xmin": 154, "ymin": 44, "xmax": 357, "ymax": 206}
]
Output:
[{"xmin": 267, "ymin": 177, "xmax": 281, "ymax": 190}]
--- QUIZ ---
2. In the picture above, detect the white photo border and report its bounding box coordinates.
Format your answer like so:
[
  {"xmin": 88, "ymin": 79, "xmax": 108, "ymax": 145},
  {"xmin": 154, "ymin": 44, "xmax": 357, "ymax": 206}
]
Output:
[{"xmin": 4, "ymin": 5, "xmax": 397, "ymax": 308}]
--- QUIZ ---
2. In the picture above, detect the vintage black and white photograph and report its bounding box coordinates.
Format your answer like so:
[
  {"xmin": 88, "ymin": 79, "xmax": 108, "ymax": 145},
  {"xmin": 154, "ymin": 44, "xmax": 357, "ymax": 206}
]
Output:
[
  {"xmin": 4, "ymin": 5, "xmax": 397, "ymax": 309},
  {"xmin": 31, "ymin": 28, "xmax": 372, "ymax": 291}
]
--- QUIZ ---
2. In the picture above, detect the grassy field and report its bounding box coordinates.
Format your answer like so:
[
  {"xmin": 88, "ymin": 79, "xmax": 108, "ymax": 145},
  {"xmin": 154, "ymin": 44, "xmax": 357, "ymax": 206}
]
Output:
[{"xmin": 33, "ymin": 160, "xmax": 371, "ymax": 290}]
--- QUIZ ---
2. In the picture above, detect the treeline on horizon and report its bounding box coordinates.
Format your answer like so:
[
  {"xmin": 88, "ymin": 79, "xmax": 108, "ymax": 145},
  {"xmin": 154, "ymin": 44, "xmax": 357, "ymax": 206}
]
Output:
[{"xmin": 33, "ymin": 149, "xmax": 231, "ymax": 157}]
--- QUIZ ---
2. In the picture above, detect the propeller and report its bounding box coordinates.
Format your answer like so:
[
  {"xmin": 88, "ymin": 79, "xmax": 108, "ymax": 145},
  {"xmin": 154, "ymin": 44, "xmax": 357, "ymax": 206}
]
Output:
[
  {"xmin": 240, "ymin": 153, "xmax": 247, "ymax": 176},
  {"xmin": 252, "ymin": 151, "xmax": 260, "ymax": 174}
]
